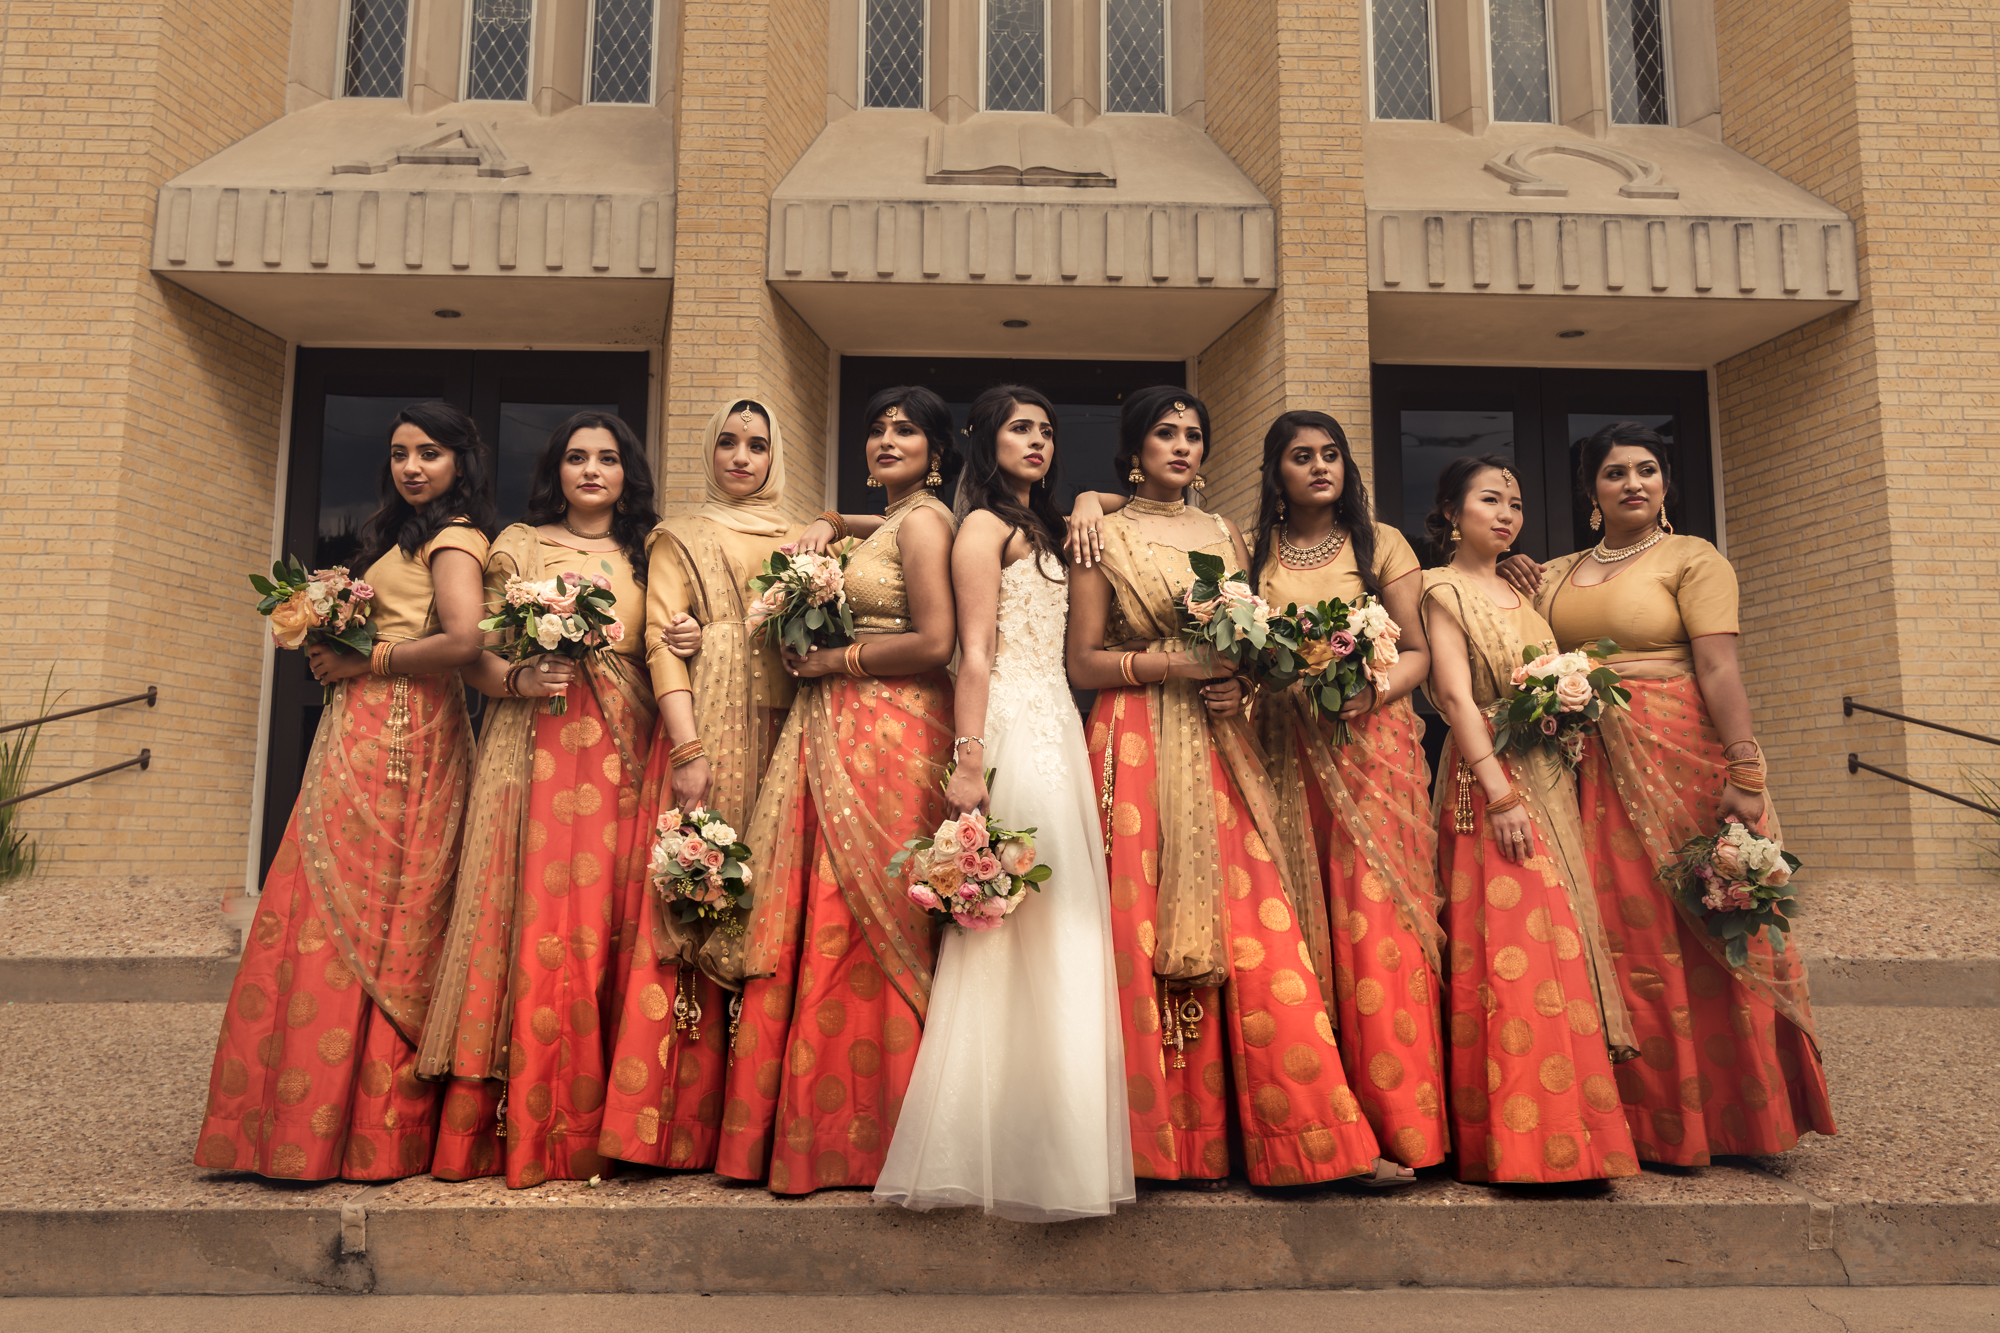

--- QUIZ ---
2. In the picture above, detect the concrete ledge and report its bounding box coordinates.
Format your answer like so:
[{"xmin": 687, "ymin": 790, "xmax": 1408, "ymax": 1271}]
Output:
[
  {"xmin": 1804, "ymin": 957, "xmax": 2000, "ymax": 1007},
  {"xmin": 0, "ymin": 956, "xmax": 237, "ymax": 1003}
]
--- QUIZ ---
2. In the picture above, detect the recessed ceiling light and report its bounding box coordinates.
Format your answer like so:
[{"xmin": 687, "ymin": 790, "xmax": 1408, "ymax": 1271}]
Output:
[
  {"xmin": 1558, "ymin": 328, "xmax": 1586, "ymax": 338},
  {"xmin": 1002, "ymin": 319, "xmax": 1029, "ymax": 328},
  {"xmin": 434, "ymin": 309, "xmax": 463, "ymax": 319}
]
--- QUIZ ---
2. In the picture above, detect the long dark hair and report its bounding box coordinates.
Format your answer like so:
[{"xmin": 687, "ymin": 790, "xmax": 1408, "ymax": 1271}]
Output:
[
  {"xmin": 356, "ymin": 401, "xmax": 496, "ymax": 572},
  {"xmin": 1576, "ymin": 421, "xmax": 1676, "ymax": 515},
  {"xmin": 1115, "ymin": 386, "xmax": 1210, "ymax": 494},
  {"xmin": 954, "ymin": 384, "xmax": 1065, "ymax": 579},
  {"xmin": 523, "ymin": 411, "xmax": 660, "ymax": 587},
  {"xmin": 862, "ymin": 384, "xmax": 956, "ymax": 483},
  {"xmin": 1248, "ymin": 410, "xmax": 1380, "ymax": 599},
  {"xmin": 1424, "ymin": 452, "xmax": 1518, "ymax": 562}
]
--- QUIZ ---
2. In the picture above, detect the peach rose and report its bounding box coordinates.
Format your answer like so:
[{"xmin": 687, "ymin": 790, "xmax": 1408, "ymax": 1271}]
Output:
[
  {"xmin": 1554, "ymin": 673, "xmax": 1594, "ymax": 712},
  {"xmin": 267, "ymin": 592, "xmax": 317, "ymax": 650},
  {"xmin": 1297, "ymin": 638, "xmax": 1337, "ymax": 673},
  {"xmin": 1763, "ymin": 861, "xmax": 1792, "ymax": 888},
  {"xmin": 1713, "ymin": 840, "xmax": 1745, "ymax": 877},
  {"xmin": 929, "ymin": 863, "xmax": 964, "ymax": 895},
  {"xmin": 998, "ymin": 837, "xmax": 1037, "ymax": 876}
]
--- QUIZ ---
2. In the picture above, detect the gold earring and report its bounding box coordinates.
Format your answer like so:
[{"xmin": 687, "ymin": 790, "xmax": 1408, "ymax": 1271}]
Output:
[
  {"xmin": 1589, "ymin": 504, "xmax": 1602, "ymax": 531},
  {"xmin": 924, "ymin": 457, "xmax": 943, "ymax": 488},
  {"xmin": 1127, "ymin": 463, "xmax": 1144, "ymax": 485},
  {"xmin": 1192, "ymin": 474, "xmax": 1206, "ymax": 491},
  {"xmin": 1450, "ymin": 524, "xmax": 1461, "ymax": 547},
  {"xmin": 866, "ymin": 474, "xmax": 883, "ymax": 489},
  {"xmin": 1659, "ymin": 512, "xmax": 1675, "ymax": 534},
  {"xmin": 1276, "ymin": 496, "xmax": 1286, "ymax": 519}
]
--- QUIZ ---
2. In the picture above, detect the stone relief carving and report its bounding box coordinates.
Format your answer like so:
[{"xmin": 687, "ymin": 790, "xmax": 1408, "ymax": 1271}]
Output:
[
  {"xmin": 333, "ymin": 120, "xmax": 530, "ymax": 179},
  {"xmin": 1483, "ymin": 141, "xmax": 1677, "ymax": 200}
]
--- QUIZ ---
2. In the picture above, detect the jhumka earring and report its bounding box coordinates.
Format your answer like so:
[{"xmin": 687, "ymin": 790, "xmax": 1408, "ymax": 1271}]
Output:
[
  {"xmin": 1450, "ymin": 524, "xmax": 1462, "ymax": 547},
  {"xmin": 1128, "ymin": 463, "xmax": 1144, "ymax": 485},
  {"xmin": 866, "ymin": 473, "xmax": 884, "ymax": 488},
  {"xmin": 1659, "ymin": 512, "xmax": 1675, "ymax": 534},
  {"xmin": 616, "ymin": 497, "xmax": 629, "ymax": 514},
  {"xmin": 1192, "ymin": 474, "xmax": 1207, "ymax": 491},
  {"xmin": 924, "ymin": 457, "xmax": 943, "ymax": 488},
  {"xmin": 1589, "ymin": 504, "xmax": 1602, "ymax": 531},
  {"xmin": 1276, "ymin": 496, "xmax": 1287, "ymax": 519}
]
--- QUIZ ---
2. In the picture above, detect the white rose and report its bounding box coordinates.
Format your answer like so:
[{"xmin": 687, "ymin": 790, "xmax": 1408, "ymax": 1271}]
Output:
[
  {"xmin": 1552, "ymin": 652, "xmax": 1593, "ymax": 677},
  {"xmin": 534, "ymin": 618, "xmax": 565, "ymax": 650},
  {"xmin": 739, "ymin": 865, "xmax": 753, "ymax": 886},
  {"xmin": 1351, "ymin": 603, "xmax": 1390, "ymax": 639},
  {"xmin": 305, "ymin": 581, "xmax": 334, "ymax": 615},
  {"xmin": 702, "ymin": 820, "xmax": 737, "ymax": 846}
]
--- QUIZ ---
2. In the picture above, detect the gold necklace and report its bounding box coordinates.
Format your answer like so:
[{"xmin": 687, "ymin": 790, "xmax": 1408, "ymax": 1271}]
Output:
[
  {"xmin": 561, "ymin": 514, "xmax": 613, "ymax": 540},
  {"xmin": 1126, "ymin": 495, "xmax": 1186, "ymax": 517},
  {"xmin": 1591, "ymin": 527, "xmax": 1667, "ymax": 564},
  {"xmin": 1279, "ymin": 524, "xmax": 1347, "ymax": 568}
]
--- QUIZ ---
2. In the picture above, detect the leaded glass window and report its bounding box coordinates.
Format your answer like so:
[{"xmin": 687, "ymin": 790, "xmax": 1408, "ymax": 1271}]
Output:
[
  {"xmin": 985, "ymin": 0, "xmax": 1046, "ymax": 112},
  {"xmin": 342, "ymin": 0, "xmax": 408, "ymax": 97},
  {"xmin": 1488, "ymin": 0, "xmax": 1552, "ymax": 122},
  {"xmin": 1105, "ymin": 0, "xmax": 1166, "ymax": 114},
  {"xmin": 864, "ymin": 0, "xmax": 926, "ymax": 108},
  {"xmin": 1606, "ymin": 0, "xmax": 1670, "ymax": 124},
  {"xmin": 465, "ymin": 0, "xmax": 533, "ymax": 101},
  {"xmin": 590, "ymin": 0, "xmax": 654, "ymax": 103},
  {"xmin": 1371, "ymin": 0, "xmax": 1432, "ymax": 120}
]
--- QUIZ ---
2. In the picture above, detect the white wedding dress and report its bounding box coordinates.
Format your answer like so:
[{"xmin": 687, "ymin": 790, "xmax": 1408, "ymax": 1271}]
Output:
[{"xmin": 874, "ymin": 556, "xmax": 1135, "ymax": 1223}]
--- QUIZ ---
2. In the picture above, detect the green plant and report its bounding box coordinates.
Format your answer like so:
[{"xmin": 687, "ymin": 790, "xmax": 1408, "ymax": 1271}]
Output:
[
  {"xmin": 1963, "ymin": 767, "xmax": 2000, "ymax": 879},
  {"xmin": 0, "ymin": 671, "xmax": 56, "ymax": 885}
]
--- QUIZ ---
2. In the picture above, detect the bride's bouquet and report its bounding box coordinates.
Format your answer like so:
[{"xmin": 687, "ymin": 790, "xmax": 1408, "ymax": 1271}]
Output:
[
  {"xmin": 745, "ymin": 545, "xmax": 854, "ymax": 656},
  {"xmin": 251, "ymin": 556, "xmax": 376, "ymax": 700},
  {"xmin": 1493, "ymin": 640, "xmax": 1630, "ymax": 769},
  {"xmin": 890, "ymin": 796, "xmax": 1051, "ymax": 932},
  {"xmin": 1179, "ymin": 552, "xmax": 1304, "ymax": 685},
  {"xmin": 1659, "ymin": 822, "xmax": 1802, "ymax": 966},
  {"xmin": 1293, "ymin": 594, "xmax": 1402, "ymax": 744},
  {"xmin": 648, "ymin": 805, "xmax": 754, "ymax": 937},
  {"xmin": 479, "ymin": 564, "xmax": 626, "ymax": 714}
]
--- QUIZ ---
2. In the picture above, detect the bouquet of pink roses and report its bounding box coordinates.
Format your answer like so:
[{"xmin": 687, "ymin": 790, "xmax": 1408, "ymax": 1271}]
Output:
[
  {"xmin": 251, "ymin": 555, "xmax": 376, "ymax": 700},
  {"xmin": 890, "ymin": 791, "xmax": 1051, "ymax": 932},
  {"xmin": 1493, "ymin": 639, "xmax": 1630, "ymax": 769},
  {"xmin": 1658, "ymin": 821, "xmax": 1801, "ymax": 967},
  {"xmin": 648, "ymin": 805, "xmax": 754, "ymax": 937},
  {"xmin": 1179, "ymin": 551, "xmax": 1304, "ymax": 686},
  {"xmin": 1292, "ymin": 594, "xmax": 1402, "ymax": 744},
  {"xmin": 745, "ymin": 544, "xmax": 855, "ymax": 657},
  {"xmin": 478, "ymin": 564, "xmax": 626, "ymax": 714}
]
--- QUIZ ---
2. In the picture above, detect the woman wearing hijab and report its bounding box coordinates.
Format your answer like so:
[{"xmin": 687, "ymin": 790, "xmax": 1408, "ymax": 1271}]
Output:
[{"xmin": 597, "ymin": 396, "xmax": 876, "ymax": 1171}]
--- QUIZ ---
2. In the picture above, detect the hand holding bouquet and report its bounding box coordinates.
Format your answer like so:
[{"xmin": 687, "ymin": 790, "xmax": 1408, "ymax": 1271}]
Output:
[
  {"xmin": 890, "ymin": 793, "xmax": 1051, "ymax": 932},
  {"xmin": 1494, "ymin": 639, "xmax": 1631, "ymax": 769},
  {"xmin": 251, "ymin": 557, "xmax": 376, "ymax": 700},
  {"xmin": 1293, "ymin": 595, "xmax": 1402, "ymax": 744},
  {"xmin": 745, "ymin": 544, "xmax": 855, "ymax": 656},
  {"xmin": 1658, "ymin": 821, "xmax": 1802, "ymax": 967},
  {"xmin": 648, "ymin": 806, "xmax": 753, "ymax": 937},
  {"xmin": 478, "ymin": 563, "xmax": 625, "ymax": 714},
  {"xmin": 1179, "ymin": 552, "xmax": 1303, "ymax": 685}
]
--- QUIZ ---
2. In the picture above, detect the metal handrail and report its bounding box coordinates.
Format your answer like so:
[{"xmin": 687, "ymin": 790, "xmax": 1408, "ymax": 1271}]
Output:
[
  {"xmin": 0, "ymin": 750, "xmax": 152, "ymax": 811},
  {"xmin": 0, "ymin": 686, "xmax": 157, "ymax": 736},
  {"xmin": 1847, "ymin": 753, "xmax": 2000, "ymax": 818},
  {"xmin": 1842, "ymin": 696, "xmax": 2000, "ymax": 748}
]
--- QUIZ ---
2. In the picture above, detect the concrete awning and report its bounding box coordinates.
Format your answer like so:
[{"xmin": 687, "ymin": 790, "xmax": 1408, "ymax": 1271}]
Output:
[
  {"xmin": 768, "ymin": 111, "xmax": 1275, "ymax": 360},
  {"xmin": 1365, "ymin": 121, "xmax": 1856, "ymax": 368},
  {"xmin": 150, "ymin": 101, "xmax": 673, "ymax": 345}
]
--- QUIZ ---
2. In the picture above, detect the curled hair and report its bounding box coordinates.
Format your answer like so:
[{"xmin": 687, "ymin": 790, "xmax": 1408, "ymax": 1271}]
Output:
[
  {"xmin": 1423, "ymin": 453, "xmax": 1517, "ymax": 562},
  {"xmin": 862, "ymin": 384, "xmax": 957, "ymax": 481},
  {"xmin": 1115, "ymin": 386, "xmax": 1210, "ymax": 494},
  {"xmin": 356, "ymin": 401, "xmax": 496, "ymax": 573},
  {"xmin": 1576, "ymin": 421, "xmax": 1676, "ymax": 510},
  {"xmin": 523, "ymin": 411, "xmax": 660, "ymax": 587},
  {"xmin": 953, "ymin": 384, "xmax": 1065, "ymax": 580},
  {"xmin": 1248, "ymin": 410, "xmax": 1380, "ymax": 600}
]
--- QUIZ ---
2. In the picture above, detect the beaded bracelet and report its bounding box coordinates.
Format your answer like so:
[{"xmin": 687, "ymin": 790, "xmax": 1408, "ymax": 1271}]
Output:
[
  {"xmin": 954, "ymin": 736, "xmax": 985, "ymax": 752},
  {"xmin": 669, "ymin": 740, "xmax": 706, "ymax": 767}
]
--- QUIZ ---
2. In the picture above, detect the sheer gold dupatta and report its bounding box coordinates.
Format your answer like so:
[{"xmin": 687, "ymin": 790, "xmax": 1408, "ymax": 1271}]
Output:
[
  {"xmin": 417, "ymin": 528, "xmax": 655, "ymax": 1080},
  {"xmin": 1420, "ymin": 572, "xmax": 1637, "ymax": 1060},
  {"xmin": 1095, "ymin": 519, "xmax": 1324, "ymax": 994}
]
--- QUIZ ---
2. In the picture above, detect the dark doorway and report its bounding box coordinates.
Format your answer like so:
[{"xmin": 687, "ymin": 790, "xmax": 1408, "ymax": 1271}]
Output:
[
  {"xmin": 836, "ymin": 357, "xmax": 1187, "ymax": 514},
  {"xmin": 262, "ymin": 348, "xmax": 650, "ymax": 877}
]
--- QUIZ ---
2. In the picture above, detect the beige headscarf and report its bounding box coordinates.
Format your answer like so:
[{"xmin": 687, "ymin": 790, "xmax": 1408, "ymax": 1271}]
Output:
[{"xmin": 697, "ymin": 395, "xmax": 789, "ymax": 537}]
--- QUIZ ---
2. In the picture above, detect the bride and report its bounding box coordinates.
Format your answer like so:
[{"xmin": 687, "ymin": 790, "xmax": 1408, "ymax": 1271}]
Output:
[{"xmin": 874, "ymin": 385, "xmax": 1135, "ymax": 1222}]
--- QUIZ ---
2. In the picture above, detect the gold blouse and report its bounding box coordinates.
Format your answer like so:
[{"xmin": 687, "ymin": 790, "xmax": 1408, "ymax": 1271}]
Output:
[
  {"xmin": 646, "ymin": 518, "xmax": 804, "ymax": 703},
  {"xmin": 1420, "ymin": 573, "xmax": 1557, "ymax": 710},
  {"xmin": 1102, "ymin": 509, "xmax": 1235, "ymax": 646},
  {"xmin": 845, "ymin": 491, "xmax": 955, "ymax": 635},
  {"xmin": 361, "ymin": 521, "xmax": 491, "ymax": 644},
  {"xmin": 484, "ymin": 528, "xmax": 644, "ymax": 657},
  {"xmin": 1538, "ymin": 535, "xmax": 1738, "ymax": 663},
  {"xmin": 1257, "ymin": 521, "xmax": 1420, "ymax": 611}
]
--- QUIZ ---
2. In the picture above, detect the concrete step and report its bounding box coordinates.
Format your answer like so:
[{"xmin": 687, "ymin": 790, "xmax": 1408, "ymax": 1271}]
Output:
[
  {"xmin": 0, "ymin": 1002, "xmax": 1992, "ymax": 1295},
  {"xmin": 0, "ymin": 874, "xmax": 241, "ymax": 1002},
  {"xmin": 1793, "ymin": 878, "xmax": 2000, "ymax": 1007}
]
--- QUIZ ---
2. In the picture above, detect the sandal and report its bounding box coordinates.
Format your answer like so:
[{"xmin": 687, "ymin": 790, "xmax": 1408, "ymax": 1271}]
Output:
[{"xmin": 1358, "ymin": 1157, "xmax": 1420, "ymax": 1190}]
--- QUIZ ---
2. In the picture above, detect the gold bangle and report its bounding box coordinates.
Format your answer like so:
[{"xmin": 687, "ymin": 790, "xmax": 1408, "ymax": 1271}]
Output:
[
  {"xmin": 1119, "ymin": 651, "xmax": 1141, "ymax": 687},
  {"xmin": 670, "ymin": 740, "xmax": 706, "ymax": 767},
  {"xmin": 371, "ymin": 641, "xmax": 393, "ymax": 677},
  {"xmin": 817, "ymin": 510, "xmax": 849, "ymax": 541},
  {"xmin": 504, "ymin": 663, "xmax": 527, "ymax": 697},
  {"xmin": 1461, "ymin": 748, "xmax": 1496, "ymax": 769},
  {"xmin": 845, "ymin": 642, "xmax": 867, "ymax": 677}
]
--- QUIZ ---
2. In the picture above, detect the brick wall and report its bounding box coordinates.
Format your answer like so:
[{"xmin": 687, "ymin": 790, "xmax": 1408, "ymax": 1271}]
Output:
[{"xmin": 0, "ymin": 0, "xmax": 290, "ymax": 879}]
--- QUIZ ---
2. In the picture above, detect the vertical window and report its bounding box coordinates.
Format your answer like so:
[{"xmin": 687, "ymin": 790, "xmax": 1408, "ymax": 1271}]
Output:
[
  {"xmin": 589, "ymin": 0, "xmax": 655, "ymax": 103},
  {"xmin": 341, "ymin": 0, "xmax": 408, "ymax": 97},
  {"xmin": 1105, "ymin": 0, "xmax": 1167, "ymax": 114},
  {"xmin": 465, "ymin": 0, "xmax": 534, "ymax": 101},
  {"xmin": 1371, "ymin": 0, "xmax": 1433, "ymax": 120},
  {"xmin": 1488, "ymin": 0, "xmax": 1553, "ymax": 122},
  {"xmin": 984, "ymin": 0, "xmax": 1046, "ymax": 111},
  {"xmin": 1606, "ymin": 0, "xmax": 1670, "ymax": 124},
  {"xmin": 864, "ymin": 0, "xmax": 927, "ymax": 108}
]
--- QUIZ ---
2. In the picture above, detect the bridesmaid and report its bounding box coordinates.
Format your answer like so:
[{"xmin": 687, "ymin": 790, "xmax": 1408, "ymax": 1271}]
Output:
[
  {"xmin": 1249, "ymin": 410, "xmax": 1449, "ymax": 1173},
  {"xmin": 1419, "ymin": 454, "xmax": 1640, "ymax": 1183},
  {"xmin": 1068, "ymin": 386, "xmax": 1386, "ymax": 1188},
  {"xmin": 708, "ymin": 385, "xmax": 959, "ymax": 1195},
  {"xmin": 1528, "ymin": 423, "xmax": 1834, "ymax": 1163},
  {"xmin": 419, "ymin": 411, "xmax": 661, "ymax": 1188},
  {"xmin": 596, "ymin": 396, "xmax": 877, "ymax": 1172},
  {"xmin": 196, "ymin": 402, "xmax": 491, "ymax": 1180}
]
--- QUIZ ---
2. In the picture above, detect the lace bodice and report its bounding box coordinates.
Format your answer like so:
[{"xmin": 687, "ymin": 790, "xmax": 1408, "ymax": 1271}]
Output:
[{"xmin": 987, "ymin": 555, "xmax": 1073, "ymax": 781}]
